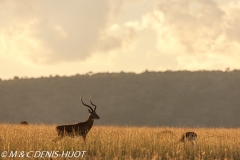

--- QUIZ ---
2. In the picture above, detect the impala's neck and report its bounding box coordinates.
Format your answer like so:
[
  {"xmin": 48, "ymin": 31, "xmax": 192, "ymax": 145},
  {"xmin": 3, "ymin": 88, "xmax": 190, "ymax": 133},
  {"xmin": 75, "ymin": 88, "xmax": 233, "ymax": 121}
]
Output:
[{"xmin": 85, "ymin": 114, "xmax": 95, "ymax": 129}]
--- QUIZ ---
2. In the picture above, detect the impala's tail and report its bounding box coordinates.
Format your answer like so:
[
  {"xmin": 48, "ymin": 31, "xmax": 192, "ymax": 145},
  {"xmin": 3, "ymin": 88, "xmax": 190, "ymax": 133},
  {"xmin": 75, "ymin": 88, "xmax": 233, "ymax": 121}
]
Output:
[{"xmin": 52, "ymin": 126, "xmax": 64, "ymax": 142}]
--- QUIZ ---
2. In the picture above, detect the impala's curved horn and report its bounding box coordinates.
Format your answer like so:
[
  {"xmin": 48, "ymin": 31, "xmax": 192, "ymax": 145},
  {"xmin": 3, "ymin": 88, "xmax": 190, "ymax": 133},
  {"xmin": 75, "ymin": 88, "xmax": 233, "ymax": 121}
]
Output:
[
  {"xmin": 90, "ymin": 97, "xmax": 97, "ymax": 111},
  {"xmin": 80, "ymin": 95, "xmax": 93, "ymax": 112}
]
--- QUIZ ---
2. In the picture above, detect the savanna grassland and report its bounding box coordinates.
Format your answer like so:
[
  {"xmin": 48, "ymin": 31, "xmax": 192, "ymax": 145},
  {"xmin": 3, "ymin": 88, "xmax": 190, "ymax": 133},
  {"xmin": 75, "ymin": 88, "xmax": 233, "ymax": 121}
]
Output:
[{"xmin": 0, "ymin": 124, "xmax": 240, "ymax": 160}]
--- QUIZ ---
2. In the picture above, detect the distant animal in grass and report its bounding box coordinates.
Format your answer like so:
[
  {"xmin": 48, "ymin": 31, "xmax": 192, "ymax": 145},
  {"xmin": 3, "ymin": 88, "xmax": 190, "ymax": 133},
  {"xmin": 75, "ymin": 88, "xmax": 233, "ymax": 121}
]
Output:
[
  {"xmin": 157, "ymin": 130, "xmax": 174, "ymax": 137},
  {"xmin": 160, "ymin": 130, "xmax": 174, "ymax": 135},
  {"xmin": 20, "ymin": 121, "xmax": 28, "ymax": 125},
  {"xmin": 180, "ymin": 132, "xmax": 197, "ymax": 145}
]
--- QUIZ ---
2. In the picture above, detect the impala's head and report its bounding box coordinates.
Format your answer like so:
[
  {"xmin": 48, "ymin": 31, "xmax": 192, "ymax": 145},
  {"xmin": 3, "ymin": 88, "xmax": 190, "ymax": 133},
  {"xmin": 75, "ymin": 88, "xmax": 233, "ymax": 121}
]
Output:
[{"xmin": 81, "ymin": 96, "xmax": 100, "ymax": 119}]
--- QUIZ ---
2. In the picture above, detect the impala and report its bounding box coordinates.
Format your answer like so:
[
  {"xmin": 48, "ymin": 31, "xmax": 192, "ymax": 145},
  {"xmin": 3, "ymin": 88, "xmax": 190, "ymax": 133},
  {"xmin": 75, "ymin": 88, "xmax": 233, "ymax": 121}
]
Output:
[
  {"xmin": 53, "ymin": 96, "xmax": 100, "ymax": 142},
  {"xmin": 180, "ymin": 132, "xmax": 197, "ymax": 145}
]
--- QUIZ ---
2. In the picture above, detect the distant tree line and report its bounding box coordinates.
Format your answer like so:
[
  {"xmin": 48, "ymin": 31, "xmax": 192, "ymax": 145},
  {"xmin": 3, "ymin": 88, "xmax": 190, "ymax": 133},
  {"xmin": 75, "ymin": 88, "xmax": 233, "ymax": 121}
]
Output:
[{"xmin": 1, "ymin": 70, "xmax": 240, "ymax": 127}]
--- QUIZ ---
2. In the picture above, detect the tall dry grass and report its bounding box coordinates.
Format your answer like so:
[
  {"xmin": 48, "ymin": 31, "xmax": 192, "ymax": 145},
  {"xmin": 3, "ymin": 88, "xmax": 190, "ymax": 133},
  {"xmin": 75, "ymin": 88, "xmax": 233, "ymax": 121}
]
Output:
[{"xmin": 0, "ymin": 124, "xmax": 240, "ymax": 159}]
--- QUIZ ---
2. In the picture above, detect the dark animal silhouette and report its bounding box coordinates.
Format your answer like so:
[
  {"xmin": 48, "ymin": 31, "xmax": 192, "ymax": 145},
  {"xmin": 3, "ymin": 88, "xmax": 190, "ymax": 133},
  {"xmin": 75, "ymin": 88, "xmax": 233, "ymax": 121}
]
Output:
[
  {"xmin": 20, "ymin": 121, "xmax": 28, "ymax": 125},
  {"xmin": 53, "ymin": 96, "xmax": 100, "ymax": 142},
  {"xmin": 180, "ymin": 132, "xmax": 197, "ymax": 145}
]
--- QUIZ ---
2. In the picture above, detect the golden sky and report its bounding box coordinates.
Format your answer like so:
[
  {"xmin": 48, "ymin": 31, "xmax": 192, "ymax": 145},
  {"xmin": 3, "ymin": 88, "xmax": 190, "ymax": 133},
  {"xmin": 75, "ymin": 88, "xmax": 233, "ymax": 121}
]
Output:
[{"xmin": 0, "ymin": 0, "xmax": 240, "ymax": 79}]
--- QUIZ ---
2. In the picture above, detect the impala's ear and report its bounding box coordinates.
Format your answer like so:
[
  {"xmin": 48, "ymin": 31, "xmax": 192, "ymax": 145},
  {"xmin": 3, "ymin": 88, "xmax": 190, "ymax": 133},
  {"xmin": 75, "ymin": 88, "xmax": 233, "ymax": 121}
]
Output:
[{"xmin": 88, "ymin": 109, "xmax": 92, "ymax": 113}]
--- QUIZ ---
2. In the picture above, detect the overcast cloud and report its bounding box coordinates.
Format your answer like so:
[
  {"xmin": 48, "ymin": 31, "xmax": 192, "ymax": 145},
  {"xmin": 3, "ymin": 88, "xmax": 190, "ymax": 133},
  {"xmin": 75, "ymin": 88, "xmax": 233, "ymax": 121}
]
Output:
[{"xmin": 0, "ymin": 0, "xmax": 240, "ymax": 78}]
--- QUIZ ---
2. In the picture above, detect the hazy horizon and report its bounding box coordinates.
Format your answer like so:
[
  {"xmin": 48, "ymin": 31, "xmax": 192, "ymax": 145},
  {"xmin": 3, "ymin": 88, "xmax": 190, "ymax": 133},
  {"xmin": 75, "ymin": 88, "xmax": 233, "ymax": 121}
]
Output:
[{"xmin": 0, "ymin": 68, "xmax": 235, "ymax": 80}]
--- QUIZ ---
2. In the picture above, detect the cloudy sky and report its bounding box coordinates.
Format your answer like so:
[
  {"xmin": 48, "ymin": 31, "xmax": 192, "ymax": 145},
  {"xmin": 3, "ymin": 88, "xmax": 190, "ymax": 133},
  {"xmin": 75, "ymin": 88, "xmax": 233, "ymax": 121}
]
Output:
[{"xmin": 0, "ymin": 0, "xmax": 240, "ymax": 79}]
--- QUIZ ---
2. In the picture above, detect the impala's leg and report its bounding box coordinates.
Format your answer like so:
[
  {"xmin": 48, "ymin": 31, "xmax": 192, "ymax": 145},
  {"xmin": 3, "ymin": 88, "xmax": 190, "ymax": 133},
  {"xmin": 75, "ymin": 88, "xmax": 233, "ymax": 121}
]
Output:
[
  {"xmin": 52, "ymin": 136, "xmax": 63, "ymax": 142},
  {"xmin": 83, "ymin": 135, "xmax": 86, "ymax": 141},
  {"xmin": 53, "ymin": 130, "xmax": 65, "ymax": 142}
]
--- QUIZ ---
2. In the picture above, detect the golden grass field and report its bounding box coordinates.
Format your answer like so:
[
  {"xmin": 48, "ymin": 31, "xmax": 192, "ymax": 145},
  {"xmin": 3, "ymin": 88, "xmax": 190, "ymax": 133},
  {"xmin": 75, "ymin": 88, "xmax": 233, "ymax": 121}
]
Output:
[{"xmin": 0, "ymin": 124, "xmax": 240, "ymax": 160}]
